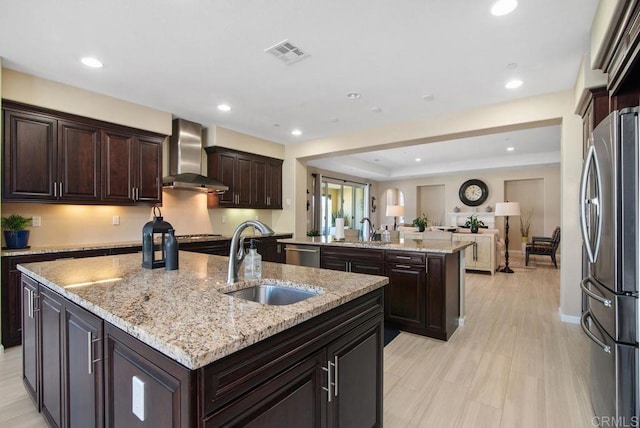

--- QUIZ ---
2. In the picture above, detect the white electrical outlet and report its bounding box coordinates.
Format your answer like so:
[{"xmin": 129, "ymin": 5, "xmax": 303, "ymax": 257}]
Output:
[
  {"xmin": 32, "ymin": 216, "xmax": 41, "ymax": 227},
  {"xmin": 221, "ymin": 215, "xmax": 226, "ymax": 224},
  {"xmin": 112, "ymin": 216, "xmax": 120, "ymax": 225},
  {"xmin": 132, "ymin": 376, "xmax": 145, "ymax": 421}
]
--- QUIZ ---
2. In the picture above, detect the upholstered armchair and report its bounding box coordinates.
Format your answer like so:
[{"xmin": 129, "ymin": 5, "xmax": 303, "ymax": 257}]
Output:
[{"xmin": 525, "ymin": 227, "xmax": 561, "ymax": 268}]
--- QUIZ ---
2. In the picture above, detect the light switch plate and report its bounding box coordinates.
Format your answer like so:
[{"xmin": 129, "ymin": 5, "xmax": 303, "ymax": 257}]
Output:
[
  {"xmin": 112, "ymin": 216, "xmax": 120, "ymax": 225},
  {"xmin": 32, "ymin": 216, "xmax": 41, "ymax": 227},
  {"xmin": 132, "ymin": 376, "xmax": 145, "ymax": 421},
  {"xmin": 221, "ymin": 215, "xmax": 226, "ymax": 224}
]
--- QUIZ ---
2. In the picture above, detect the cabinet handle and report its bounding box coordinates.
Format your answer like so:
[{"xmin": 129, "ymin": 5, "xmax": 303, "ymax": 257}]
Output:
[
  {"xmin": 53, "ymin": 181, "xmax": 58, "ymax": 198},
  {"xmin": 32, "ymin": 294, "xmax": 40, "ymax": 313},
  {"xmin": 27, "ymin": 289, "xmax": 32, "ymax": 319},
  {"xmin": 267, "ymin": 196, "xmax": 271, "ymax": 206},
  {"xmin": 136, "ymin": 187, "xmax": 140, "ymax": 201},
  {"xmin": 395, "ymin": 255, "xmax": 411, "ymax": 260},
  {"xmin": 88, "ymin": 331, "xmax": 93, "ymax": 374},
  {"xmin": 59, "ymin": 182, "xmax": 63, "ymax": 198},
  {"xmin": 473, "ymin": 242, "xmax": 478, "ymax": 261},
  {"xmin": 425, "ymin": 256, "xmax": 429, "ymax": 274},
  {"xmin": 276, "ymin": 244, "xmax": 282, "ymax": 253},
  {"xmin": 322, "ymin": 360, "xmax": 336, "ymax": 402},
  {"xmin": 333, "ymin": 356, "xmax": 339, "ymax": 396},
  {"xmin": 395, "ymin": 264, "xmax": 412, "ymax": 269}
]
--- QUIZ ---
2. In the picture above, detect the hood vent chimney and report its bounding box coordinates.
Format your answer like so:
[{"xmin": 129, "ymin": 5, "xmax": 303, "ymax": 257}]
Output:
[{"xmin": 162, "ymin": 119, "xmax": 228, "ymax": 193}]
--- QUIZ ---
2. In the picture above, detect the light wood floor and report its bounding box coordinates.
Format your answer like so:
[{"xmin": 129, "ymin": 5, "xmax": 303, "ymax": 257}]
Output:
[
  {"xmin": 0, "ymin": 255, "xmax": 592, "ymax": 427},
  {"xmin": 384, "ymin": 255, "xmax": 594, "ymax": 428}
]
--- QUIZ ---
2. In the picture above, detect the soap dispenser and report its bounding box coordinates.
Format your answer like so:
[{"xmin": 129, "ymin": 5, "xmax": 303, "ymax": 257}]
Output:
[{"xmin": 244, "ymin": 239, "xmax": 262, "ymax": 279}]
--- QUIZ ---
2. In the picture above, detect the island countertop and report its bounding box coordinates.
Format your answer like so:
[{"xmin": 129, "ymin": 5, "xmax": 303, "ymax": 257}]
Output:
[
  {"xmin": 278, "ymin": 236, "xmax": 472, "ymax": 253},
  {"xmin": 17, "ymin": 251, "xmax": 387, "ymax": 370}
]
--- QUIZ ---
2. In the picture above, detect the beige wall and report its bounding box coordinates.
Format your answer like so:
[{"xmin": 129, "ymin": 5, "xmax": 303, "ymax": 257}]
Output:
[
  {"xmin": 380, "ymin": 165, "xmax": 560, "ymax": 246},
  {"xmin": 2, "ymin": 69, "xmax": 172, "ymax": 135},
  {"xmin": 205, "ymin": 126, "xmax": 284, "ymax": 160},
  {"xmin": 276, "ymin": 90, "xmax": 583, "ymax": 319}
]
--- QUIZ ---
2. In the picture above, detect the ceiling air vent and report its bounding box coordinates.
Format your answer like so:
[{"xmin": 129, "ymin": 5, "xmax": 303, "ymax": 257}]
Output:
[{"xmin": 264, "ymin": 39, "xmax": 310, "ymax": 65}]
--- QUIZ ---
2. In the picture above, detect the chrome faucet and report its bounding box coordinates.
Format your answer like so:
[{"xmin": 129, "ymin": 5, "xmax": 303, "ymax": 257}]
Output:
[
  {"xmin": 360, "ymin": 217, "xmax": 376, "ymax": 241},
  {"xmin": 227, "ymin": 220, "xmax": 275, "ymax": 283}
]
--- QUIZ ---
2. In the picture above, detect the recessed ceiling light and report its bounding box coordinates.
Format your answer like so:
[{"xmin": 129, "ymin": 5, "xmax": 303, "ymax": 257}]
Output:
[
  {"xmin": 423, "ymin": 94, "xmax": 435, "ymax": 101},
  {"xmin": 507, "ymin": 147, "xmax": 515, "ymax": 151},
  {"xmin": 371, "ymin": 107, "xmax": 382, "ymax": 113},
  {"xmin": 346, "ymin": 92, "xmax": 361, "ymax": 100},
  {"xmin": 415, "ymin": 158, "xmax": 421, "ymax": 162},
  {"xmin": 80, "ymin": 57, "xmax": 103, "ymax": 68},
  {"xmin": 273, "ymin": 123, "xmax": 280, "ymax": 127},
  {"xmin": 491, "ymin": 0, "xmax": 518, "ymax": 16},
  {"xmin": 291, "ymin": 129, "xmax": 302, "ymax": 136},
  {"xmin": 505, "ymin": 79, "xmax": 523, "ymax": 89},
  {"xmin": 217, "ymin": 104, "xmax": 231, "ymax": 112}
]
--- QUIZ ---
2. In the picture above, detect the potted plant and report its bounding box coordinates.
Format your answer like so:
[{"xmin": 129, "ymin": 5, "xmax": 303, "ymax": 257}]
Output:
[
  {"xmin": 2, "ymin": 214, "xmax": 32, "ymax": 249},
  {"xmin": 464, "ymin": 214, "xmax": 485, "ymax": 233},
  {"xmin": 412, "ymin": 213, "xmax": 429, "ymax": 232}
]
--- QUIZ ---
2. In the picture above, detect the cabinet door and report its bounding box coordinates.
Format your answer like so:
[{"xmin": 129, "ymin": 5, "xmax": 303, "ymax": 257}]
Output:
[
  {"xmin": 204, "ymin": 350, "xmax": 326, "ymax": 428},
  {"xmin": 64, "ymin": 302, "xmax": 104, "ymax": 428},
  {"xmin": 425, "ymin": 255, "xmax": 446, "ymax": 335},
  {"xmin": 134, "ymin": 136, "xmax": 162, "ymax": 204},
  {"xmin": 385, "ymin": 263, "xmax": 426, "ymax": 328},
  {"xmin": 257, "ymin": 239, "xmax": 285, "ymax": 263},
  {"xmin": 252, "ymin": 158, "xmax": 268, "ymax": 208},
  {"xmin": 327, "ymin": 315, "xmax": 383, "ymax": 428},
  {"xmin": 1, "ymin": 256, "xmax": 23, "ymax": 347},
  {"xmin": 3, "ymin": 108, "xmax": 57, "ymax": 200},
  {"xmin": 474, "ymin": 235, "xmax": 492, "ymax": 269},
  {"xmin": 236, "ymin": 154, "xmax": 253, "ymax": 206},
  {"xmin": 58, "ymin": 120, "xmax": 101, "ymax": 202},
  {"xmin": 102, "ymin": 130, "xmax": 134, "ymax": 203},
  {"xmin": 40, "ymin": 287, "xmax": 64, "ymax": 428},
  {"xmin": 266, "ymin": 161, "xmax": 282, "ymax": 209},
  {"xmin": 21, "ymin": 275, "xmax": 40, "ymax": 406},
  {"xmin": 215, "ymin": 151, "xmax": 237, "ymax": 206},
  {"xmin": 454, "ymin": 234, "xmax": 476, "ymax": 268}
]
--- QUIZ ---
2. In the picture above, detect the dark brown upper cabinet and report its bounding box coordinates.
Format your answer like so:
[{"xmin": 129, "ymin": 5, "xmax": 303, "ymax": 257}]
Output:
[
  {"xmin": 206, "ymin": 146, "xmax": 283, "ymax": 209},
  {"xmin": 2, "ymin": 100, "xmax": 164, "ymax": 205}
]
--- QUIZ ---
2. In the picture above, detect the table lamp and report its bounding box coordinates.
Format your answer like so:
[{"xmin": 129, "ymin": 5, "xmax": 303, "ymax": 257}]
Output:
[
  {"xmin": 386, "ymin": 205, "xmax": 404, "ymax": 231},
  {"xmin": 494, "ymin": 201, "xmax": 521, "ymax": 274}
]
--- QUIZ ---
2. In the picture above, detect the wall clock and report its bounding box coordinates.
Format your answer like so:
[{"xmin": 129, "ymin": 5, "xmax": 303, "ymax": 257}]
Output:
[{"xmin": 458, "ymin": 179, "xmax": 489, "ymax": 206}]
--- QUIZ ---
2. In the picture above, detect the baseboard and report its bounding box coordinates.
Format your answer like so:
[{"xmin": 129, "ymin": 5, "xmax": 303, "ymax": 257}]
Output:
[
  {"xmin": 558, "ymin": 307, "xmax": 580, "ymax": 324},
  {"xmin": 457, "ymin": 316, "xmax": 466, "ymax": 326}
]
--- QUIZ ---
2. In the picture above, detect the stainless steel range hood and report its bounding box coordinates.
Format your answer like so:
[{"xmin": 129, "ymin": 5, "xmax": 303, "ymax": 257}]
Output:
[{"xmin": 162, "ymin": 119, "xmax": 229, "ymax": 193}]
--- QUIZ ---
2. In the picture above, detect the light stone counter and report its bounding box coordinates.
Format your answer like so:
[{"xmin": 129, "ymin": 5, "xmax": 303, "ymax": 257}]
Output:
[
  {"xmin": 279, "ymin": 236, "xmax": 471, "ymax": 253},
  {"xmin": 1, "ymin": 233, "xmax": 292, "ymax": 257},
  {"xmin": 17, "ymin": 251, "xmax": 387, "ymax": 370}
]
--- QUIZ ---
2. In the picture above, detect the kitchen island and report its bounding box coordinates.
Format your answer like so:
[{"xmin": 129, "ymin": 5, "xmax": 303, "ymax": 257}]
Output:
[
  {"xmin": 280, "ymin": 236, "xmax": 472, "ymax": 340},
  {"xmin": 18, "ymin": 251, "xmax": 387, "ymax": 427}
]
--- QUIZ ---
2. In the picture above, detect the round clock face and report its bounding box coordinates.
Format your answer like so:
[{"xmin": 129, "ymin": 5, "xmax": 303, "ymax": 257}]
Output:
[{"xmin": 459, "ymin": 179, "xmax": 489, "ymax": 206}]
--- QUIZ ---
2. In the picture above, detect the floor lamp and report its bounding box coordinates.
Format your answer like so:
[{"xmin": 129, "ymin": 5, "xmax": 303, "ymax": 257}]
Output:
[
  {"xmin": 386, "ymin": 205, "xmax": 404, "ymax": 231},
  {"xmin": 495, "ymin": 202, "xmax": 521, "ymax": 274}
]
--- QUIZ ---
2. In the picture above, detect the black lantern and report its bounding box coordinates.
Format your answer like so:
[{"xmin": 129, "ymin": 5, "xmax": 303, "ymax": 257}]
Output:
[{"xmin": 142, "ymin": 206, "xmax": 174, "ymax": 269}]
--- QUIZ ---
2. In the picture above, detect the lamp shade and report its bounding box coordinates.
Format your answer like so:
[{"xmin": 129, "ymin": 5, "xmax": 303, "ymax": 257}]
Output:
[
  {"xmin": 494, "ymin": 202, "xmax": 521, "ymax": 217},
  {"xmin": 386, "ymin": 205, "xmax": 405, "ymax": 217}
]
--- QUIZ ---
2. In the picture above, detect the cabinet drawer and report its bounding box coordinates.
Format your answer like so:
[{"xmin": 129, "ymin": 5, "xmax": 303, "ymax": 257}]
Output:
[
  {"xmin": 321, "ymin": 246, "xmax": 384, "ymax": 262},
  {"xmin": 385, "ymin": 251, "xmax": 425, "ymax": 265}
]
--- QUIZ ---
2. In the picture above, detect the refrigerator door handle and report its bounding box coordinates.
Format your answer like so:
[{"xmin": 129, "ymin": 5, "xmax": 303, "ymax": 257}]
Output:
[
  {"xmin": 580, "ymin": 277, "xmax": 613, "ymax": 307},
  {"xmin": 580, "ymin": 310, "xmax": 611, "ymax": 354},
  {"xmin": 580, "ymin": 144, "xmax": 603, "ymax": 263}
]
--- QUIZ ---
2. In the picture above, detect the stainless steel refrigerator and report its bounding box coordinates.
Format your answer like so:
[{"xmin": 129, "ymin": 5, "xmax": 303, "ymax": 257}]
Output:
[{"xmin": 580, "ymin": 107, "xmax": 639, "ymax": 424}]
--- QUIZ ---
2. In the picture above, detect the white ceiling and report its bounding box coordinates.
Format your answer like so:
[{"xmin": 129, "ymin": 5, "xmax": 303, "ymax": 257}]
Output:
[{"xmin": 0, "ymin": 0, "xmax": 596, "ymax": 177}]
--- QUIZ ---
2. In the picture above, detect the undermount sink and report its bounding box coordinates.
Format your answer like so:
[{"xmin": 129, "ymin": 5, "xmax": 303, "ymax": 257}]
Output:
[{"xmin": 225, "ymin": 284, "xmax": 322, "ymax": 305}]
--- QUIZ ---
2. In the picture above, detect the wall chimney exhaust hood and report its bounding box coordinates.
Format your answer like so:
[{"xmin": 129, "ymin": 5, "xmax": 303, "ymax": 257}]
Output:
[{"xmin": 162, "ymin": 119, "xmax": 229, "ymax": 193}]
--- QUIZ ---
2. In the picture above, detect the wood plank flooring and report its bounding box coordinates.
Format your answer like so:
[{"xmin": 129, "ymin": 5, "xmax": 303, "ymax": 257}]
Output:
[
  {"xmin": 0, "ymin": 255, "xmax": 593, "ymax": 427},
  {"xmin": 384, "ymin": 255, "xmax": 594, "ymax": 427}
]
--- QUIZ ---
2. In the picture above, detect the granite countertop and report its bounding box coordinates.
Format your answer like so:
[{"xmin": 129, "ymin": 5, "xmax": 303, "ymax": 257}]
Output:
[
  {"xmin": 17, "ymin": 251, "xmax": 387, "ymax": 370},
  {"xmin": 1, "ymin": 233, "xmax": 293, "ymax": 257},
  {"xmin": 279, "ymin": 236, "xmax": 471, "ymax": 254}
]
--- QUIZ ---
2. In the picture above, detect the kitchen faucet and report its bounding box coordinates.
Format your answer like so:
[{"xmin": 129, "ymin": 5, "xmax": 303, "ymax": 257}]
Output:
[
  {"xmin": 360, "ymin": 217, "xmax": 376, "ymax": 241},
  {"xmin": 227, "ymin": 220, "xmax": 275, "ymax": 283}
]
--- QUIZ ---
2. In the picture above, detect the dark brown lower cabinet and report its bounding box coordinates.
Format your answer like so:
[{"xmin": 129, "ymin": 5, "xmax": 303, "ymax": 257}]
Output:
[
  {"xmin": 40, "ymin": 287, "xmax": 63, "ymax": 427},
  {"xmin": 22, "ymin": 273, "xmax": 382, "ymax": 428},
  {"xmin": 384, "ymin": 251, "xmax": 460, "ymax": 340},
  {"xmin": 65, "ymin": 301, "xmax": 104, "ymax": 428},
  {"xmin": 321, "ymin": 246, "xmax": 385, "ymax": 275},
  {"xmin": 21, "ymin": 275, "xmax": 39, "ymax": 406}
]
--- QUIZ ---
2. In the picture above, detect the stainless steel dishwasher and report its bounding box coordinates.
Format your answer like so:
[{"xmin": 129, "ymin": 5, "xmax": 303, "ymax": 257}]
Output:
[{"xmin": 285, "ymin": 244, "xmax": 320, "ymax": 268}]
